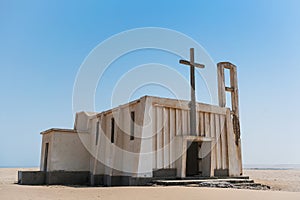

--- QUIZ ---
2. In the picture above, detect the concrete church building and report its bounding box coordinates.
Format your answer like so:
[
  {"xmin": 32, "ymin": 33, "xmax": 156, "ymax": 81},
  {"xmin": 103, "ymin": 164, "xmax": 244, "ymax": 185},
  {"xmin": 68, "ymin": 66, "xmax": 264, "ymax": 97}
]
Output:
[{"xmin": 18, "ymin": 62, "xmax": 243, "ymax": 186}]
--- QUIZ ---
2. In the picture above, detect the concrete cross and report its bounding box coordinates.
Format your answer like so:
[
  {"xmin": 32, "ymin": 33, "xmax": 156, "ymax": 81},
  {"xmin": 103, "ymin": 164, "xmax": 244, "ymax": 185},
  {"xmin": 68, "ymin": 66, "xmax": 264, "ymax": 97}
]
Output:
[{"xmin": 179, "ymin": 48, "xmax": 205, "ymax": 136}]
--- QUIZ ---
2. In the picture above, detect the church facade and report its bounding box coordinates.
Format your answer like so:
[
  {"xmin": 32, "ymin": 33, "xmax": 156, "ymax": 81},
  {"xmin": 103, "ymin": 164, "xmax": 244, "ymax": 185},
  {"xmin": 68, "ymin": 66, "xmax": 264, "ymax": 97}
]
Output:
[{"xmin": 18, "ymin": 62, "xmax": 243, "ymax": 186}]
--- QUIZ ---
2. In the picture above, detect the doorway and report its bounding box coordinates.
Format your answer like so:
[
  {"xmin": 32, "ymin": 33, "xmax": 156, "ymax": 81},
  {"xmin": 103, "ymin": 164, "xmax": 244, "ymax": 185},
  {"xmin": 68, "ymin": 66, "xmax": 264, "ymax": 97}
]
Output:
[
  {"xmin": 43, "ymin": 143, "xmax": 49, "ymax": 172},
  {"xmin": 186, "ymin": 141, "xmax": 198, "ymax": 176},
  {"xmin": 186, "ymin": 141, "xmax": 212, "ymax": 177}
]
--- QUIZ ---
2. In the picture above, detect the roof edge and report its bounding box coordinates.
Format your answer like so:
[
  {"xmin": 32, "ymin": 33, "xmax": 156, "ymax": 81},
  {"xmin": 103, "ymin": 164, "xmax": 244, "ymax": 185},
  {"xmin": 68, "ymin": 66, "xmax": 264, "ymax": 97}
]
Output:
[{"xmin": 40, "ymin": 128, "xmax": 77, "ymax": 135}]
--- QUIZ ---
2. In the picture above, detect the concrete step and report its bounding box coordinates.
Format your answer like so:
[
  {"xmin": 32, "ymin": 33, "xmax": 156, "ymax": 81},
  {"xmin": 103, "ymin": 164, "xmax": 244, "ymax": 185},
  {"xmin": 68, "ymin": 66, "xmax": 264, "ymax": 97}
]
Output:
[
  {"xmin": 151, "ymin": 178, "xmax": 270, "ymax": 190},
  {"xmin": 181, "ymin": 176, "xmax": 250, "ymax": 180},
  {"xmin": 152, "ymin": 178, "xmax": 254, "ymax": 186}
]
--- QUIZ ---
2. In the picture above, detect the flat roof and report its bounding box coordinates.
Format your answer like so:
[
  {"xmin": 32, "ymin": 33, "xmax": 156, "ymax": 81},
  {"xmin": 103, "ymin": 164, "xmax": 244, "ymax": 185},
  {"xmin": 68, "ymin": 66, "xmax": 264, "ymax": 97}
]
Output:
[
  {"xmin": 40, "ymin": 128, "xmax": 77, "ymax": 135},
  {"xmin": 41, "ymin": 95, "xmax": 225, "ymax": 134},
  {"xmin": 96, "ymin": 95, "xmax": 223, "ymax": 117}
]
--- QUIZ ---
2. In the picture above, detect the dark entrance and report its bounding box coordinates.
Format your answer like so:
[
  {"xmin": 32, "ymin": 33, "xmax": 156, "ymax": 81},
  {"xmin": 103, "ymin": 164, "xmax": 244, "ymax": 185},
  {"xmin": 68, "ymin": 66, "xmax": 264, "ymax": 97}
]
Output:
[
  {"xmin": 186, "ymin": 141, "xmax": 212, "ymax": 177},
  {"xmin": 43, "ymin": 143, "xmax": 49, "ymax": 172},
  {"xmin": 186, "ymin": 141, "xmax": 199, "ymax": 176}
]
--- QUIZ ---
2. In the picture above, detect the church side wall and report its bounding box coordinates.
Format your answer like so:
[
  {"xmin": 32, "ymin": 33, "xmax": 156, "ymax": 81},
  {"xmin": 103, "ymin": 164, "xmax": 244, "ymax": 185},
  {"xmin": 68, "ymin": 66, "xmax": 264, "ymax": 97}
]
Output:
[{"xmin": 90, "ymin": 97, "xmax": 149, "ymax": 177}]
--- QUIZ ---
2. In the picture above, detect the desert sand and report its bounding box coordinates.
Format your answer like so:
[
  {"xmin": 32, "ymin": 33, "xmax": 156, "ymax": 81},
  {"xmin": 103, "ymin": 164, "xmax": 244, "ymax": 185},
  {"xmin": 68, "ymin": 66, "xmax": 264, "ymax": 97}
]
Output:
[
  {"xmin": 1, "ymin": 168, "xmax": 300, "ymax": 200},
  {"xmin": 244, "ymin": 169, "xmax": 300, "ymax": 192}
]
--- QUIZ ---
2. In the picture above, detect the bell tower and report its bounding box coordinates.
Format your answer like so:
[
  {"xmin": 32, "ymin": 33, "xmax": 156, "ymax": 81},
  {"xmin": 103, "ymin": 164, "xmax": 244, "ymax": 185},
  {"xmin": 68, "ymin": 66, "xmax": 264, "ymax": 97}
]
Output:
[{"xmin": 217, "ymin": 62, "xmax": 242, "ymax": 175}]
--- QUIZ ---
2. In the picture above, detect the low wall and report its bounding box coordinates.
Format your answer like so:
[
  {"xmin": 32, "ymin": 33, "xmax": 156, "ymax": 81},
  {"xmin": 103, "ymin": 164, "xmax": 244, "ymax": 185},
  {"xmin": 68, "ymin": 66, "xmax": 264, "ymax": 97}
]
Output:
[
  {"xmin": 18, "ymin": 171, "xmax": 154, "ymax": 186},
  {"xmin": 18, "ymin": 171, "xmax": 46, "ymax": 185},
  {"xmin": 214, "ymin": 169, "xmax": 229, "ymax": 177},
  {"xmin": 18, "ymin": 171, "xmax": 89, "ymax": 185},
  {"xmin": 18, "ymin": 170, "xmax": 237, "ymax": 186},
  {"xmin": 153, "ymin": 169, "xmax": 177, "ymax": 177},
  {"xmin": 47, "ymin": 171, "xmax": 90, "ymax": 185}
]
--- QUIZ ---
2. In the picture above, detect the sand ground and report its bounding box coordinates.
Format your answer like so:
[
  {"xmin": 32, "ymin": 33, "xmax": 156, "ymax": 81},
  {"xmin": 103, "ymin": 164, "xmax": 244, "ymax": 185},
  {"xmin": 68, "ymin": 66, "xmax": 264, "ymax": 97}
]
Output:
[
  {"xmin": 244, "ymin": 169, "xmax": 300, "ymax": 192},
  {"xmin": 1, "ymin": 168, "xmax": 300, "ymax": 200}
]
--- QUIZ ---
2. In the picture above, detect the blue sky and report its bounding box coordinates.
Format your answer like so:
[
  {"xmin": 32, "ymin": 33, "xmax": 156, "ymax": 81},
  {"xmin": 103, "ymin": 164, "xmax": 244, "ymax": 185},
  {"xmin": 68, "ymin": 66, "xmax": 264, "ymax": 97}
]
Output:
[{"xmin": 0, "ymin": 0, "xmax": 300, "ymax": 167}]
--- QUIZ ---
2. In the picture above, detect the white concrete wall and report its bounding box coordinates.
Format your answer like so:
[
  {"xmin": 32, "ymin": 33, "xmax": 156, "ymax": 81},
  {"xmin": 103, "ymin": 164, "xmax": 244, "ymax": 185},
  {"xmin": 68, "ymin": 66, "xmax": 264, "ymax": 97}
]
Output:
[
  {"xmin": 40, "ymin": 133, "xmax": 53, "ymax": 171},
  {"xmin": 74, "ymin": 111, "xmax": 97, "ymax": 132},
  {"xmin": 41, "ymin": 131, "xmax": 90, "ymax": 171},
  {"xmin": 149, "ymin": 96, "xmax": 236, "ymax": 177},
  {"xmin": 89, "ymin": 98, "xmax": 148, "ymax": 177}
]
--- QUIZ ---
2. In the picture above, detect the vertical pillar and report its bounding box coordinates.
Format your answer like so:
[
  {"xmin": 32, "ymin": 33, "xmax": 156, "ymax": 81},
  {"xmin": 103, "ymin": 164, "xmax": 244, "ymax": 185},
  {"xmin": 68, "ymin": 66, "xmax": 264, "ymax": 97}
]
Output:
[
  {"xmin": 230, "ymin": 66, "xmax": 239, "ymax": 118},
  {"xmin": 229, "ymin": 64, "xmax": 242, "ymax": 175},
  {"xmin": 217, "ymin": 63, "xmax": 226, "ymax": 107},
  {"xmin": 91, "ymin": 115, "xmax": 101, "ymax": 186}
]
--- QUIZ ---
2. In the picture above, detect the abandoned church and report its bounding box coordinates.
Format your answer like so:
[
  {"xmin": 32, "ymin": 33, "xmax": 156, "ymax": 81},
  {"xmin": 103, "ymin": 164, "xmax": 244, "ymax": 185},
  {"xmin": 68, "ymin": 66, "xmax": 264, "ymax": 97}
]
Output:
[{"xmin": 18, "ymin": 60, "xmax": 243, "ymax": 186}]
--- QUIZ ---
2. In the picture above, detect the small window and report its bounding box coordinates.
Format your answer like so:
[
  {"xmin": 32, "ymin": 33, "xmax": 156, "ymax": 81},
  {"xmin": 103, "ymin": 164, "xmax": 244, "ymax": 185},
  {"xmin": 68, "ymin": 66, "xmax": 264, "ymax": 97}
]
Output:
[
  {"xmin": 111, "ymin": 118, "xmax": 115, "ymax": 143},
  {"xmin": 130, "ymin": 111, "xmax": 135, "ymax": 140},
  {"xmin": 95, "ymin": 121, "xmax": 99, "ymax": 145}
]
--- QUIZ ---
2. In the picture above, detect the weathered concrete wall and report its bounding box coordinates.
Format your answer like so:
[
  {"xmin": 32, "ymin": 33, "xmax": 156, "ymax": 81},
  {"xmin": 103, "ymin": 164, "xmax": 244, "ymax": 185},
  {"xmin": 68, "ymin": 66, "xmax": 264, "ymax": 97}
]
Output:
[
  {"xmin": 18, "ymin": 171, "xmax": 45, "ymax": 185},
  {"xmin": 89, "ymin": 97, "xmax": 150, "ymax": 178},
  {"xmin": 18, "ymin": 171, "xmax": 90, "ymax": 185},
  {"xmin": 74, "ymin": 111, "xmax": 97, "ymax": 132},
  {"xmin": 41, "ymin": 130, "xmax": 90, "ymax": 172},
  {"xmin": 46, "ymin": 171, "xmax": 90, "ymax": 185},
  {"xmin": 40, "ymin": 133, "xmax": 53, "ymax": 171},
  {"xmin": 149, "ymin": 96, "xmax": 232, "ymax": 177},
  {"xmin": 51, "ymin": 132, "xmax": 90, "ymax": 171}
]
